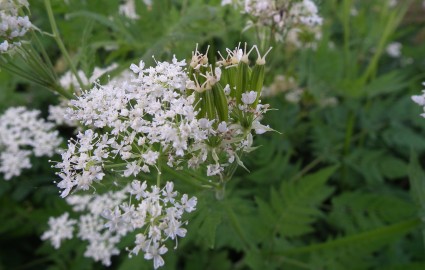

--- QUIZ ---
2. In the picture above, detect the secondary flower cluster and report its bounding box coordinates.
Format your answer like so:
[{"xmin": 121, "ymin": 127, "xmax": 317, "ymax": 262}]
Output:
[
  {"xmin": 119, "ymin": 0, "xmax": 153, "ymax": 19},
  {"xmin": 222, "ymin": 0, "xmax": 323, "ymax": 47},
  {"xmin": 0, "ymin": 0, "xmax": 32, "ymax": 53},
  {"xmin": 48, "ymin": 64, "xmax": 119, "ymax": 127},
  {"xmin": 0, "ymin": 107, "xmax": 62, "ymax": 180},
  {"xmin": 42, "ymin": 181, "xmax": 197, "ymax": 269}
]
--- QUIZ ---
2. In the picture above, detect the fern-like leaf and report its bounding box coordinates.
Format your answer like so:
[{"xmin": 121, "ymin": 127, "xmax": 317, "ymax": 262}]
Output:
[{"xmin": 256, "ymin": 166, "xmax": 337, "ymax": 239}]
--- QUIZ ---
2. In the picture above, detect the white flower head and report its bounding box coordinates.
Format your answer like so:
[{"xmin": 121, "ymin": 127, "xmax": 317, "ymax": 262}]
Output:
[
  {"xmin": 0, "ymin": 0, "xmax": 32, "ymax": 53},
  {"xmin": 41, "ymin": 213, "xmax": 76, "ymax": 249},
  {"xmin": 0, "ymin": 107, "xmax": 62, "ymax": 180},
  {"xmin": 412, "ymin": 82, "xmax": 425, "ymax": 118}
]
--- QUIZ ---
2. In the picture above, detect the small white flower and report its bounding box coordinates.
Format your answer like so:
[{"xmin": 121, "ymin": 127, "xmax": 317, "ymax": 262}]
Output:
[
  {"xmin": 130, "ymin": 180, "xmax": 148, "ymax": 200},
  {"xmin": 130, "ymin": 60, "xmax": 145, "ymax": 74},
  {"xmin": 412, "ymin": 95, "xmax": 425, "ymax": 106},
  {"xmin": 179, "ymin": 194, "xmax": 197, "ymax": 213},
  {"xmin": 0, "ymin": 1, "xmax": 32, "ymax": 53},
  {"xmin": 0, "ymin": 107, "xmax": 62, "ymax": 180},
  {"xmin": 386, "ymin": 42, "xmax": 402, "ymax": 58},
  {"xmin": 142, "ymin": 150, "xmax": 159, "ymax": 165},
  {"xmin": 144, "ymin": 243, "xmax": 168, "ymax": 269},
  {"xmin": 162, "ymin": 181, "xmax": 177, "ymax": 203},
  {"xmin": 119, "ymin": 0, "xmax": 140, "ymax": 20},
  {"xmin": 124, "ymin": 161, "xmax": 142, "ymax": 177},
  {"xmin": 0, "ymin": 40, "xmax": 9, "ymax": 52},
  {"xmin": 241, "ymin": 91, "xmax": 257, "ymax": 105},
  {"xmin": 207, "ymin": 164, "xmax": 223, "ymax": 176},
  {"xmin": 41, "ymin": 213, "xmax": 76, "ymax": 249},
  {"xmin": 217, "ymin": 121, "xmax": 228, "ymax": 133}
]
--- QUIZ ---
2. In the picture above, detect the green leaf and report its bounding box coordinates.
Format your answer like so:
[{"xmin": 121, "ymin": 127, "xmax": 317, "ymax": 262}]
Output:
[
  {"xmin": 329, "ymin": 192, "xmax": 416, "ymax": 234},
  {"xmin": 191, "ymin": 197, "xmax": 223, "ymax": 249},
  {"xmin": 364, "ymin": 71, "xmax": 408, "ymax": 98},
  {"xmin": 118, "ymin": 253, "xmax": 150, "ymax": 270},
  {"xmin": 282, "ymin": 219, "xmax": 419, "ymax": 255},
  {"xmin": 256, "ymin": 166, "xmax": 337, "ymax": 239},
  {"xmin": 408, "ymin": 152, "xmax": 425, "ymax": 210}
]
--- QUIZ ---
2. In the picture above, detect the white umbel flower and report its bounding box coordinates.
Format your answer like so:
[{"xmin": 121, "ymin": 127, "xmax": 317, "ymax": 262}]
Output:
[
  {"xmin": 41, "ymin": 213, "xmax": 77, "ymax": 249},
  {"xmin": 0, "ymin": 107, "xmax": 62, "ymax": 180},
  {"xmin": 412, "ymin": 82, "xmax": 425, "ymax": 118},
  {"xmin": 0, "ymin": 0, "xmax": 32, "ymax": 53},
  {"xmin": 42, "ymin": 181, "xmax": 197, "ymax": 269},
  {"xmin": 223, "ymin": 0, "xmax": 323, "ymax": 47}
]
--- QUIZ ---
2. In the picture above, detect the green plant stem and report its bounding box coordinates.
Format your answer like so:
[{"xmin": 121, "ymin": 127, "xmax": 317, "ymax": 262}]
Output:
[
  {"xmin": 343, "ymin": 111, "xmax": 356, "ymax": 155},
  {"xmin": 289, "ymin": 156, "xmax": 324, "ymax": 183},
  {"xmin": 44, "ymin": 0, "xmax": 85, "ymax": 91},
  {"xmin": 224, "ymin": 204, "xmax": 254, "ymax": 252},
  {"xmin": 289, "ymin": 124, "xmax": 381, "ymax": 182},
  {"xmin": 104, "ymin": 163, "xmax": 127, "ymax": 169},
  {"xmin": 279, "ymin": 218, "xmax": 419, "ymax": 255},
  {"xmin": 360, "ymin": 3, "xmax": 409, "ymax": 84},
  {"xmin": 160, "ymin": 164, "xmax": 215, "ymax": 188},
  {"xmin": 276, "ymin": 256, "xmax": 312, "ymax": 269},
  {"xmin": 342, "ymin": 0, "xmax": 352, "ymax": 75}
]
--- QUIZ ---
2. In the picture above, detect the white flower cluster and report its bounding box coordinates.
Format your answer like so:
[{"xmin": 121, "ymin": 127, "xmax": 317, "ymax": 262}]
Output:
[
  {"xmin": 386, "ymin": 42, "xmax": 402, "ymax": 58},
  {"xmin": 119, "ymin": 0, "xmax": 153, "ymax": 19},
  {"xmin": 54, "ymin": 57, "xmax": 204, "ymax": 197},
  {"xmin": 412, "ymin": 82, "xmax": 425, "ymax": 118},
  {"xmin": 263, "ymin": 74, "xmax": 337, "ymax": 106},
  {"xmin": 48, "ymin": 64, "xmax": 118, "ymax": 127},
  {"xmin": 49, "ymin": 45, "xmax": 272, "ymax": 268},
  {"xmin": 58, "ymin": 63, "xmax": 118, "ymax": 92},
  {"xmin": 222, "ymin": 0, "xmax": 323, "ymax": 47},
  {"xmin": 0, "ymin": 107, "xmax": 62, "ymax": 180},
  {"xmin": 0, "ymin": 0, "xmax": 32, "ymax": 53},
  {"xmin": 48, "ymin": 99, "xmax": 79, "ymax": 127},
  {"xmin": 54, "ymin": 51, "xmax": 272, "ymax": 197},
  {"xmin": 42, "ymin": 181, "xmax": 197, "ymax": 269}
]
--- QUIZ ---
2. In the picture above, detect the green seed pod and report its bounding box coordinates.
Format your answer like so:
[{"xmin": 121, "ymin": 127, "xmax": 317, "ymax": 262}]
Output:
[
  {"xmin": 226, "ymin": 67, "xmax": 237, "ymax": 97},
  {"xmin": 212, "ymin": 82, "xmax": 229, "ymax": 122},
  {"xmin": 204, "ymin": 89, "xmax": 216, "ymax": 120},
  {"xmin": 219, "ymin": 68, "xmax": 230, "ymax": 87},
  {"xmin": 250, "ymin": 64, "xmax": 265, "ymax": 107},
  {"xmin": 235, "ymin": 61, "xmax": 250, "ymax": 104}
]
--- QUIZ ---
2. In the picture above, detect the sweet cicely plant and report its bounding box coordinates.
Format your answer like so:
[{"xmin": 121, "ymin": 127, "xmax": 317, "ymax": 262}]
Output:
[{"xmin": 42, "ymin": 43, "xmax": 274, "ymax": 268}]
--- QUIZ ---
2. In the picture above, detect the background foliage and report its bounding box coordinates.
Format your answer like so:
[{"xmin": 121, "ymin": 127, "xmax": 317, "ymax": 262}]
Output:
[{"xmin": 1, "ymin": 0, "xmax": 425, "ymax": 269}]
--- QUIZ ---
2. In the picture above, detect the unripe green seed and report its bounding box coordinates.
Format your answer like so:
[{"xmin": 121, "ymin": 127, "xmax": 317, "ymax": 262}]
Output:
[
  {"xmin": 236, "ymin": 62, "xmax": 250, "ymax": 104},
  {"xmin": 250, "ymin": 64, "xmax": 265, "ymax": 107},
  {"xmin": 212, "ymin": 82, "xmax": 229, "ymax": 122},
  {"xmin": 204, "ymin": 89, "xmax": 216, "ymax": 120}
]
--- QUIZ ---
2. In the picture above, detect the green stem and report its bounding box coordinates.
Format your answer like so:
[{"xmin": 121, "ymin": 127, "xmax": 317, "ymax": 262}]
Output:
[
  {"xmin": 342, "ymin": 0, "xmax": 352, "ymax": 75},
  {"xmin": 224, "ymin": 204, "xmax": 254, "ymax": 252},
  {"xmin": 276, "ymin": 257, "xmax": 312, "ymax": 270},
  {"xmin": 343, "ymin": 111, "xmax": 356, "ymax": 155},
  {"xmin": 289, "ymin": 156, "xmax": 324, "ymax": 183},
  {"xmin": 279, "ymin": 219, "xmax": 419, "ymax": 255},
  {"xmin": 31, "ymin": 31, "xmax": 56, "ymax": 78},
  {"xmin": 161, "ymin": 164, "xmax": 214, "ymax": 188},
  {"xmin": 104, "ymin": 163, "xmax": 127, "ymax": 169},
  {"xmin": 44, "ymin": 0, "xmax": 85, "ymax": 91},
  {"xmin": 360, "ymin": 3, "xmax": 409, "ymax": 85}
]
